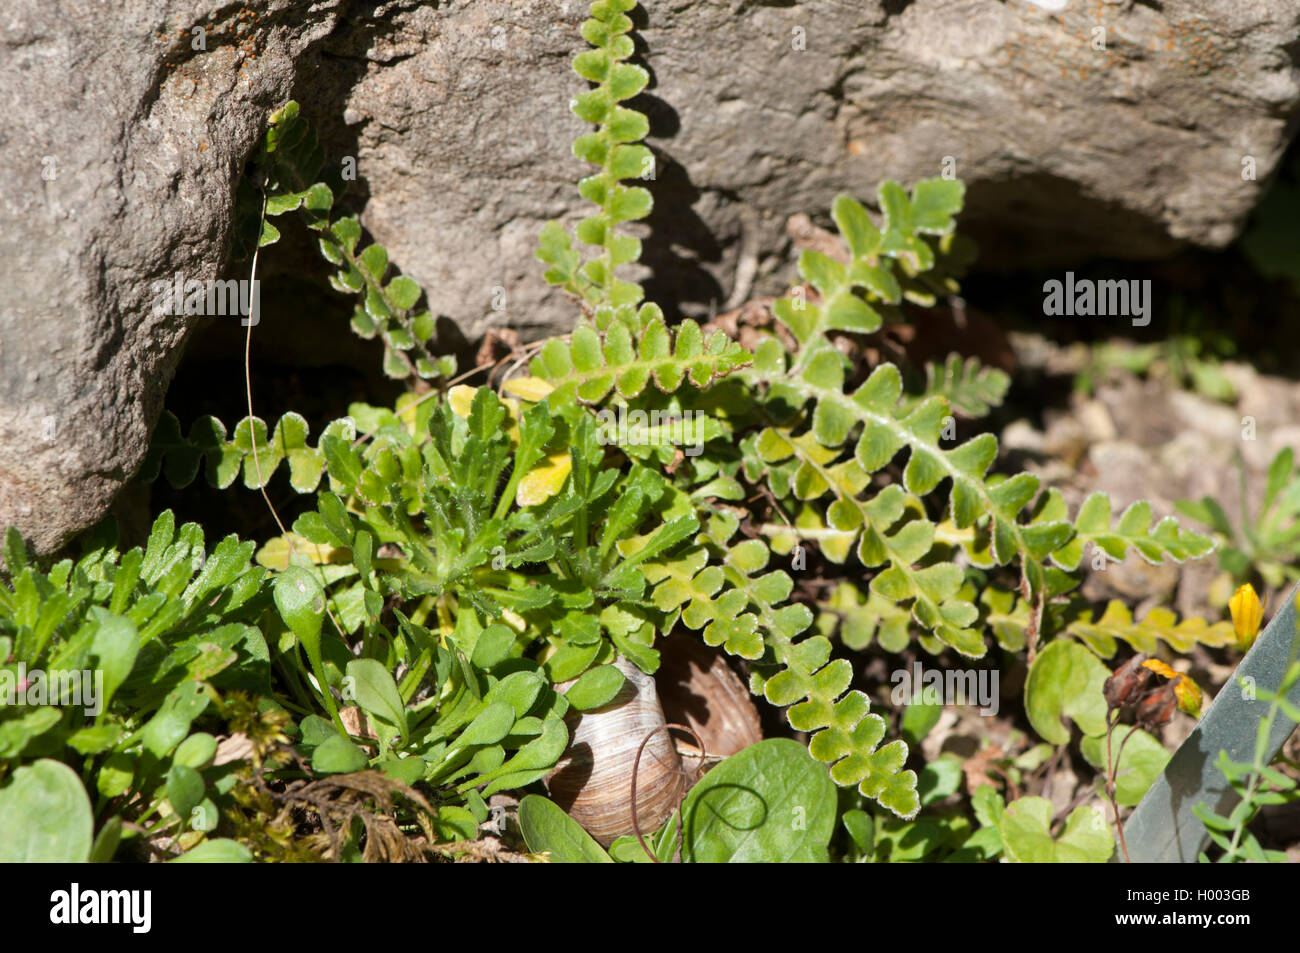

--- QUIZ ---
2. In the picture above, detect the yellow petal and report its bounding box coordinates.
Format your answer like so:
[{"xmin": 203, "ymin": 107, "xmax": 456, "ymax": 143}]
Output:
[
  {"xmin": 502, "ymin": 377, "xmax": 555, "ymax": 402},
  {"xmin": 516, "ymin": 452, "xmax": 572, "ymax": 507},
  {"xmin": 501, "ymin": 397, "xmax": 522, "ymax": 444},
  {"xmin": 1141, "ymin": 658, "xmax": 1179, "ymax": 681},
  {"xmin": 255, "ymin": 533, "xmax": 341, "ymax": 570},
  {"xmin": 448, "ymin": 385, "xmax": 478, "ymax": 418},
  {"xmin": 1228, "ymin": 583, "xmax": 1263, "ymax": 651},
  {"xmin": 1139, "ymin": 658, "xmax": 1202, "ymax": 718},
  {"xmin": 394, "ymin": 391, "xmax": 424, "ymax": 434}
]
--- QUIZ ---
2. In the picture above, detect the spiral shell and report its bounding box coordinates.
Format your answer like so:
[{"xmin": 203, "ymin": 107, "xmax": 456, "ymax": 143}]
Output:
[
  {"xmin": 546, "ymin": 655, "xmax": 685, "ymax": 847},
  {"xmin": 657, "ymin": 636, "xmax": 762, "ymax": 759}
]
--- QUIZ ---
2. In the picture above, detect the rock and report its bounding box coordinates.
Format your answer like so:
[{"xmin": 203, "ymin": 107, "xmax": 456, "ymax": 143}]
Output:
[
  {"xmin": 325, "ymin": 0, "xmax": 1300, "ymax": 339},
  {"xmin": 0, "ymin": 0, "xmax": 346, "ymax": 557},
  {"xmin": 6, "ymin": 0, "xmax": 1300, "ymax": 554}
]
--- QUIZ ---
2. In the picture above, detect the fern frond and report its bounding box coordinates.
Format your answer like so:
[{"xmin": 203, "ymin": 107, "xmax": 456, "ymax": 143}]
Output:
[
  {"xmin": 538, "ymin": 0, "xmax": 654, "ymax": 325},
  {"xmin": 242, "ymin": 101, "xmax": 455, "ymax": 382},
  {"xmin": 519, "ymin": 316, "xmax": 751, "ymax": 404},
  {"xmin": 139, "ymin": 410, "xmax": 356, "ymax": 493},
  {"xmin": 1050, "ymin": 492, "xmax": 1217, "ymax": 569},
  {"xmin": 1063, "ymin": 599, "xmax": 1236, "ymax": 658},
  {"xmin": 748, "ymin": 341, "xmax": 1070, "ymax": 568},
  {"xmin": 749, "ymin": 423, "xmax": 985, "ymax": 655},
  {"xmin": 772, "ymin": 183, "xmax": 965, "ymax": 362},
  {"xmin": 898, "ymin": 353, "xmax": 1010, "ymax": 420},
  {"xmin": 644, "ymin": 511, "xmax": 920, "ymax": 817},
  {"xmin": 979, "ymin": 587, "xmax": 1235, "ymax": 659},
  {"xmin": 814, "ymin": 580, "xmax": 917, "ymax": 654}
]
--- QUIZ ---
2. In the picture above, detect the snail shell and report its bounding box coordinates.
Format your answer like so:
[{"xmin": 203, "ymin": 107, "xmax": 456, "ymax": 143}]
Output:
[
  {"xmin": 546, "ymin": 654, "xmax": 685, "ymax": 847},
  {"xmin": 657, "ymin": 636, "xmax": 762, "ymax": 759}
]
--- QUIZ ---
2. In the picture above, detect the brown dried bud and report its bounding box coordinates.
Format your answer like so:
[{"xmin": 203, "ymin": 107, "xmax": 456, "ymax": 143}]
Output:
[
  {"xmin": 1135, "ymin": 680, "xmax": 1178, "ymax": 730},
  {"xmin": 1103, "ymin": 652, "xmax": 1152, "ymax": 709}
]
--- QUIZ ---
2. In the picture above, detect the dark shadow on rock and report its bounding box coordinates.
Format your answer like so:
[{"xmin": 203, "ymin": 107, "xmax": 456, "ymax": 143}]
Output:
[
  {"xmin": 963, "ymin": 172, "xmax": 1182, "ymax": 269},
  {"xmin": 638, "ymin": 144, "xmax": 728, "ymax": 321},
  {"xmin": 623, "ymin": 18, "xmax": 727, "ymax": 320}
]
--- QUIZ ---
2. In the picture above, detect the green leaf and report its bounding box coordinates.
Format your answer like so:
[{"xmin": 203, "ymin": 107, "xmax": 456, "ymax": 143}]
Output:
[
  {"xmin": 457, "ymin": 701, "xmax": 515, "ymax": 748},
  {"xmin": 0, "ymin": 760, "xmax": 93, "ymax": 862},
  {"xmin": 0, "ymin": 707, "xmax": 63, "ymax": 759},
  {"xmin": 518, "ymin": 794, "xmax": 614, "ymax": 863},
  {"xmin": 142, "ymin": 681, "xmax": 210, "ymax": 758},
  {"xmin": 168, "ymin": 839, "xmax": 253, "ymax": 863},
  {"xmin": 346, "ymin": 658, "xmax": 409, "ymax": 740},
  {"xmin": 1081, "ymin": 727, "xmax": 1170, "ymax": 806},
  {"xmin": 174, "ymin": 732, "xmax": 219, "ymax": 770},
  {"xmin": 274, "ymin": 566, "xmax": 339, "ymax": 724},
  {"xmin": 998, "ymin": 797, "xmax": 1113, "ymax": 863},
  {"xmin": 537, "ymin": 0, "xmax": 658, "ymax": 312},
  {"xmin": 563, "ymin": 663, "xmax": 627, "ymax": 711},
  {"xmin": 89, "ymin": 815, "xmax": 123, "ymax": 863},
  {"xmin": 1024, "ymin": 640, "xmax": 1112, "ymax": 744},
  {"xmin": 165, "ymin": 764, "xmax": 206, "ymax": 820},
  {"xmin": 680, "ymin": 739, "xmax": 836, "ymax": 862},
  {"xmin": 88, "ymin": 610, "xmax": 139, "ymax": 715},
  {"xmin": 312, "ymin": 733, "xmax": 369, "ymax": 773}
]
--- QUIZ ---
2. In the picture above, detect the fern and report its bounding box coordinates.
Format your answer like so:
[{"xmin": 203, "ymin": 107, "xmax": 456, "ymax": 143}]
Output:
[
  {"xmin": 1063, "ymin": 600, "xmax": 1236, "ymax": 658},
  {"xmin": 517, "ymin": 10, "xmax": 1218, "ymax": 816},
  {"xmin": 1049, "ymin": 493, "xmax": 1215, "ymax": 570},
  {"xmin": 515, "ymin": 317, "xmax": 751, "ymax": 404},
  {"xmin": 898, "ymin": 353, "xmax": 1010, "ymax": 420},
  {"xmin": 814, "ymin": 581, "xmax": 914, "ymax": 654},
  {"xmin": 537, "ymin": 0, "xmax": 654, "ymax": 329},
  {"xmin": 144, "ymin": 0, "xmax": 1218, "ymax": 835},
  {"xmin": 772, "ymin": 185, "xmax": 967, "ymax": 361},
  {"xmin": 733, "ymin": 186, "xmax": 1215, "ymax": 661},
  {"xmin": 140, "ymin": 410, "xmax": 356, "ymax": 492},
  {"xmin": 644, "ymin": 509, "xmax": 921, "ymax": 817},
  {"xmin": 240, "ymin": 101, "xmax": 455, "ymax": 382},
  {"xmin": 976, "ymin": 589, "xmax": 1234, "ymax": 657}
]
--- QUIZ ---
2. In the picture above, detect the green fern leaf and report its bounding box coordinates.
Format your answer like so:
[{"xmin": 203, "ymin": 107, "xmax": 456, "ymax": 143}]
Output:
[
  {"xmin": 537, "ymin": 1, "xmax": 655, "ymax": 319},
  {"xmin": 525, "ymin": 316, "xmax": 752, "ymax": 404},
  {"xmin": 140, "ymin": 411, "xmax": 356, "ymax": 493},
  {"xmin": 897, "ymin": 353, "xmax": 1010, "ymax": 420},
  {"xmin": 1052, "ymin": 492, "xmax": 1216, "ymax": 570},
  {"xmin": 644, "ymin": 512, "xmax": 920, "ymax": 817},
  {"xmin": 1064, "ymin": 600, "xmax": 1236, "ymax": 658}
]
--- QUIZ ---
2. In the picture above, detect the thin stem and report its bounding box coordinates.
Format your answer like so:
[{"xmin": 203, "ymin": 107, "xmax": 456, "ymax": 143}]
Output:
[{"xmin": 1104, "ymin": 709, "xmax": 1131, "ymax": 863}]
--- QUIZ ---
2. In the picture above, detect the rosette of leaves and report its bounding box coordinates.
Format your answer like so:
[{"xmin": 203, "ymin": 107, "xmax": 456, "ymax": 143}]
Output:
[
  {"xmin": 266, "ymin": 386, "xmax": 702, "ymax": 806},
  {"xmin": 0, "ymin": 514, "xmax": 266, "ymax": 861},
  {"xmin": 276, "ymin": 565, "xmax": 575, "ymax": 829}
]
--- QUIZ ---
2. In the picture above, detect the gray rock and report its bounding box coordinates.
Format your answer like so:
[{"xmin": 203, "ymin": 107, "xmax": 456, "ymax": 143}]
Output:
[
  {"xmin": 0, "ymin": 0, "xmax": 344, "ymax": 557},
  {"xmin": 4, "ymin": 0, "xmax": 1300, "ymax": 555},
  {"xmin": 320, "ymin": 0, "xmax": 1300, "ymax": 341}
]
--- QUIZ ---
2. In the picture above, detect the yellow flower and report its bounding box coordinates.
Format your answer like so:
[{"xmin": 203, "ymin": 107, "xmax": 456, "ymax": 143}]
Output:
[
  {"xmin": 1228, "ymin": 583, "xmax": 1263, "ymax": 651},
  {"xmin": 1140, "ymin": 659, "xmax": 1204, "ymax": 718}
]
